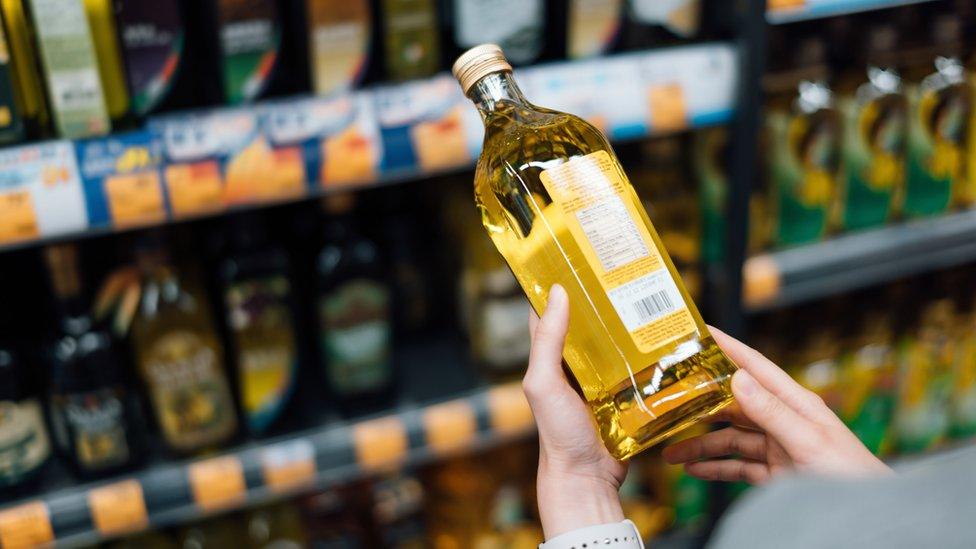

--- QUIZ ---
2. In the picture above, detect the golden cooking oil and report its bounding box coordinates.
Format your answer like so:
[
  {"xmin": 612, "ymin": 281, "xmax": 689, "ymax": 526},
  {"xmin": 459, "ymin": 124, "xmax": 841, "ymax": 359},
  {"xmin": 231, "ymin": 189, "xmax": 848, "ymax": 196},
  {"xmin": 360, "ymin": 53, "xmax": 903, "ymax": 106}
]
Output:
[{"xmin": 453, "ymin": 45, "xmax": 735, "ymax": 459}]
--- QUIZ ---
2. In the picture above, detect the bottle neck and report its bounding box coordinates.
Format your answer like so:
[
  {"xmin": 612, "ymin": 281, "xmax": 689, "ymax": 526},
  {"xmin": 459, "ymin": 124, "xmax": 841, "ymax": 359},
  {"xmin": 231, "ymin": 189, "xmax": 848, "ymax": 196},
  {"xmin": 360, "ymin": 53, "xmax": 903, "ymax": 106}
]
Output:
[{"xmin": 468, "ymin": 71, "xmax": 529, "ymax": 119}]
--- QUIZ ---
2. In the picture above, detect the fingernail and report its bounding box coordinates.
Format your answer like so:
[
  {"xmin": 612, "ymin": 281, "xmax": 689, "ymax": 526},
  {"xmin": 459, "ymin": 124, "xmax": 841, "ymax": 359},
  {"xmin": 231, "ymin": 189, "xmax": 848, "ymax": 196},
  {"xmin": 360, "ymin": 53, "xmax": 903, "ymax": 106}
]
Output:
[
  {"xmin": 733, "ymin": 370, "xmax": 756, "ymax": 397},
  {"xmin": 548, "ymin": 284, "xmax": 568, "ymax": 310}
]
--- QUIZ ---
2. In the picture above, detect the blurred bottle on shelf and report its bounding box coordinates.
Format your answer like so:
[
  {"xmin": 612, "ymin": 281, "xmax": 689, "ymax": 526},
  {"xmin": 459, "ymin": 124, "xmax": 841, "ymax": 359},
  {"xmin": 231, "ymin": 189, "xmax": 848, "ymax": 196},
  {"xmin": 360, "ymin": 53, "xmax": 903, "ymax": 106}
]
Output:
[
  {"xmin": 299, "ymin": 483, "xmax": 375, "ymax": 547},
  {"xmin": 43, "ymin": 244, "xmax": 145, "ymax": 477},
  {"xmin": 0, "ymin": 347, "xmax": 50, "ymax": 490},
  {"xmin": 380, "ymin": 0, "xmax": 440, "ymax": 81},
  {"xmin": 22, "ymin": 0, "xmax": 110, "ymax": 138},
  {"xmin": 692, "ymin": 128, "xmax": 732, "ymax": 263},
  {"xmin": 0, "ymin": 0, "xmax": 49, "ymax": 137},
  {"xmin": 305, "ymin": 0, "xmax": 372, "ymax": 96},
  {"xmin": 0, "ymin": 18, "xmax": 25, "ymax": 143},
  {"xmin": 902, "ymin": 13, "xmax": 972, "ymax": 217},
  {"xmin": 205, "ymin": 0, "xmax": 285, "ymax": 104},
  {"xmin": 448, "ymin": 0, "xmax": 545, "ymax": 66},
  {"xmin": 218, "ymin": 215, "xmax": 298, "ymax": 436},
  {"xmin": 950, "ymin": 293, "xmax": 976, "ymax": 439},
  {"xmin": 835, "ymin": 22, "xmax": 908, "ymax": 231},
  {"xmin": 621, "ymin": 0, "xmax": 700, "ymax": 50},
  {"xmin": 893, "ymin": 296, "xmax": 956, "ymax": 453},
  {"xmin": 385, "ymin": 213, "xmax": 433, "ymax": 335},
  {"xmin": 317, "ymin": 194, "xmax": 394, "ymax": 410},
  {"xmin": 372, "ymin": 472, "xmax": 428, "ymax": 548},
  {"xmin": 764, "ymin": 31, "xmax": 842, "ymax": 247},
  {"xmin": 656, "ymin": 426, "xmax": 709, "ymax": 532},
  {"xmin": 792, "ymin": 324, "xmax": 843, "ymax": 415},
  {"xmin": 130, "ymin": 238, "xmax": 238, "ymax": 454},
  {"xmin": 244, "ymin": 502, "xmax": 307, "ymax": 548},
  {"xmin": 83, "ymin": 0, "xmax": 129, "ymax": 124},
  {"xmin": 565, "ymin": 0, "xmax": 622, "ymax": 59},
  {"xmin": 112, "ymin": 0, "xmax": 191, "ymax": 117}
]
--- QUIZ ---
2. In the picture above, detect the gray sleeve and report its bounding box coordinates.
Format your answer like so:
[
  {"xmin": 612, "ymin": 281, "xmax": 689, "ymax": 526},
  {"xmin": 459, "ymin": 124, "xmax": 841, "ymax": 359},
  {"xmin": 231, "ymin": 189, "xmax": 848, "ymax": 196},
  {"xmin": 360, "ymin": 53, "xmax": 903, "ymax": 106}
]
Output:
[{"xmin": 706, "ymin": 446, "xmax": 976, "ymax": 549}]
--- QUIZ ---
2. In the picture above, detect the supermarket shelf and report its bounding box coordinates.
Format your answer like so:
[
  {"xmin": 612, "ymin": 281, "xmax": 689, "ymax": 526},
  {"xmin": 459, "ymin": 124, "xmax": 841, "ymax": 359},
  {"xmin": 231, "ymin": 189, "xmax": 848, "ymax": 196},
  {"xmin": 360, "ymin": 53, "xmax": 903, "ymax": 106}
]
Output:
[
  {"xmin": 0, "ymin": 382, "xmax": 534, "ymax": 548},
  {"xmin": 0, "ymin": 42, "xmax": 738, "ymax": 256},
  {"xmin": 766, "ymin": 0, "xmax": 939, "ymax": 24},
  {"xmin": 743, "ymin": 210, "xmax": 976, "ymax": 311}
]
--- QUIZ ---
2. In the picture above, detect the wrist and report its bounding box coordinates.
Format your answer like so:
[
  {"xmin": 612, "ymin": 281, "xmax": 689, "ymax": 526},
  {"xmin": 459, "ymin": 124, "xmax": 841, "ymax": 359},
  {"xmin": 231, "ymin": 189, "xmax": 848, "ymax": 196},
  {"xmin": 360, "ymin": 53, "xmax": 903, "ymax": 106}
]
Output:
[{"xmin": 537, "ymin": 466, "xmax": 625, "ymax": 540}]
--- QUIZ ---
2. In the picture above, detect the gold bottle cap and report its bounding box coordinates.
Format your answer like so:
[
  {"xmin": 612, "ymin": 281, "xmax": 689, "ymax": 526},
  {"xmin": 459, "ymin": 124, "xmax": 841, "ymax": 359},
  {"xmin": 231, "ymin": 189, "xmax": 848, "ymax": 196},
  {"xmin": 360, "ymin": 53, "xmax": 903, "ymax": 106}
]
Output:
[{"xmin": 452, "ymin": 44, "xmax": 512, "ymax": 95}]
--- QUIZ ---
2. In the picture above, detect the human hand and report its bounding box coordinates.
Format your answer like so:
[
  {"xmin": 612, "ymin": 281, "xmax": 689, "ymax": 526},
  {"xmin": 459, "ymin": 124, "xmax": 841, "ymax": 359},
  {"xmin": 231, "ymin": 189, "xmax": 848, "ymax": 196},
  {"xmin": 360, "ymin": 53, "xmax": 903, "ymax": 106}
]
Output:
[
  {"xmin": 523, "ymin": 284, "xmax": 627, "ymax": 539},
  {"xmin": 662, "ymin": 328, "xmax": 893, "ymax": 484}
]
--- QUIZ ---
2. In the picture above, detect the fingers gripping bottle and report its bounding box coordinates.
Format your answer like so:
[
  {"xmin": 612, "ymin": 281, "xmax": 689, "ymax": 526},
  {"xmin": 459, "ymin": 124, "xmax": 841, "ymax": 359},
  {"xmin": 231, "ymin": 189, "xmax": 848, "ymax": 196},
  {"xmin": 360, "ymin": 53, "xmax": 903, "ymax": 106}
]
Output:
[{"xmin": 453, "ymin": 45, "xmax": 737, "ymax": 459}]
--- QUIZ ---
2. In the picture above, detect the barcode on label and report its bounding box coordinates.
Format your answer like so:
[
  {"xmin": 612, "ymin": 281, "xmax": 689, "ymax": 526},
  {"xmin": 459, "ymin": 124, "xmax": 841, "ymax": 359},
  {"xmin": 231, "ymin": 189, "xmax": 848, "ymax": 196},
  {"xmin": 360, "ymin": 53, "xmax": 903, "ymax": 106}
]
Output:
[
  {"xmin": 633, "ymin": 290, "xmax": 675, "ymax": 323},
  {"xmin": 608, "ymin": 269, "xmax": 685, "ymax": 332}
]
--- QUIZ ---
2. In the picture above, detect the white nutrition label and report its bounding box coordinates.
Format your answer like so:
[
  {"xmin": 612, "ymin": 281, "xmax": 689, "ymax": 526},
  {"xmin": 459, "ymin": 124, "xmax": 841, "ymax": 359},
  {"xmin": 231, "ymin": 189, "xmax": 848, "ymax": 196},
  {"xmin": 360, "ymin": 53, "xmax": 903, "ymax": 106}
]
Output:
[{"xmin": 576, "ymin": 198, "xmax": 651, "ymax": 272}]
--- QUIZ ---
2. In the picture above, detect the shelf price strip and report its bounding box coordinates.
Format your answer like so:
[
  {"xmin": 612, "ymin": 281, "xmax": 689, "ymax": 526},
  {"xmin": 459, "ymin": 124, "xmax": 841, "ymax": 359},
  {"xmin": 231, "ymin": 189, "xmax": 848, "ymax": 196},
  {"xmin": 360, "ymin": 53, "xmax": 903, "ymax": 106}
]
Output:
[
  {"xmin": 423, "ymin": 399, "xmax": 477, "ymax": 454},
  {"xmin": 353, "ymin": 416, "xmax": 408, "ymax": 472},
  {"xmin": 261, "ymin": 439, "xmax": 317, "ymax": 493},
  {"xmin": 487, "ymin": 382, "xmax": 534, "ymax": 435},
  {"xmin": 0, "ymin": 502, "xmax": 54, "ymax": 549},
  {"xmin": 188, "ymin": 455, "xmax": 247, "ymax": 512},
  {"xmin": 88, "ymin": 480, "xmax": 149, "ymax": 537}
]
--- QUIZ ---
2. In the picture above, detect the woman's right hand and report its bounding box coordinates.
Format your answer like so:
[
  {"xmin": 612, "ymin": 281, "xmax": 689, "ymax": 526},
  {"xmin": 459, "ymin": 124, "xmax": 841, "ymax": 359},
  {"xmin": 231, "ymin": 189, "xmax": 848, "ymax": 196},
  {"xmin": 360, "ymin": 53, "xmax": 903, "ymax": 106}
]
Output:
[{"xmin": 662, "ymin": 328, "xmax": 893, "ymax": 485}]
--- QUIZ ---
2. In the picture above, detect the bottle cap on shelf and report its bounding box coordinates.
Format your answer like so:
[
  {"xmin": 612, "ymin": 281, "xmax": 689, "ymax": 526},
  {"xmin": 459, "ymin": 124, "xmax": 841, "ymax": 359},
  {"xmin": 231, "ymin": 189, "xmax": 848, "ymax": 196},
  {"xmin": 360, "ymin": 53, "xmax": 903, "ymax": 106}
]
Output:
[{"xmin": 453, "ymin": 44, "xmax": 512, "ymax": 95}]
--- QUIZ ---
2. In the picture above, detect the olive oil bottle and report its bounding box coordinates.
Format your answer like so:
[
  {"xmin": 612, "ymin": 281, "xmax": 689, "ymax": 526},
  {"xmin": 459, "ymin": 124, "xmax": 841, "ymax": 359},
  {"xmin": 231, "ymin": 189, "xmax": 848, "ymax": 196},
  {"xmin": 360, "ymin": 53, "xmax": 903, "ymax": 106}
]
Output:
[
  {"xmin": 83, "ymin": 0, "xmax": 129, "ymax": 123},
  {"xmin": 454, "ymin": 45, "xmax": 736, "ymax": 459},
  {"xmin": 0, "ymin": 0, "xmax": 48, "ymax": 136},
  {"xmin": 305, "ymin": 0, "xmax": 371, "ymax": 96},
  {"xmin": 0, "ymin": 347, "xmax": 50, "ymax": 489},
  {"xmin": 380, "ymin": 0, "xmax": 440, "ymax": 81}
]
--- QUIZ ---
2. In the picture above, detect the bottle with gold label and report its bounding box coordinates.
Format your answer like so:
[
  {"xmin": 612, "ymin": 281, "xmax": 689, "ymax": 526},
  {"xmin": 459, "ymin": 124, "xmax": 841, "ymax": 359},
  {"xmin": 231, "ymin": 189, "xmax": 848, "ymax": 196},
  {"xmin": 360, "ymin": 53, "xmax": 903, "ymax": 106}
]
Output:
[
  {"xmin": 0, "ymin": 0, "xmax": 49, "ymax": 136},
  {"xmin": 903, "ymin": 14, "xmax": 972, "ymax": 217},
  {"xmin": 0, "ymin": 347, "xmax": 50, "ymax": 489},
  {"xmin": 836, "ymin": 23, "xmax": 908, "ymax": 230},
  {"xmin": 566, "ymin": 0, "xmax": 621, "ymax": 59},
  {"xmin": 219, "ymin": 215, "xmax": 298, "ymax": 436},
  {"xmin": 765, "ymin": 34, "xmax": 842, "ymax": 247},
  {"xmin": 453, "ymin": 45, "xmax": 736, "ymax": 460},
  {"xmin": 43, "ymin": 244, "xmax": 144, "ymax": 477},
  {"xmin": 305, "ymin": 0, "xmax": 372, "ymax": 96},
  {"xmin": 130, "ymin": 238, "xmax": 238, "ymax": 454},
  {"xmin": 380, "ymin": 0, "xmax": 440, "ymax": 81},
  {"xmin": 317, "ymin": 194, "xmax": 394, "ymax": 410}
]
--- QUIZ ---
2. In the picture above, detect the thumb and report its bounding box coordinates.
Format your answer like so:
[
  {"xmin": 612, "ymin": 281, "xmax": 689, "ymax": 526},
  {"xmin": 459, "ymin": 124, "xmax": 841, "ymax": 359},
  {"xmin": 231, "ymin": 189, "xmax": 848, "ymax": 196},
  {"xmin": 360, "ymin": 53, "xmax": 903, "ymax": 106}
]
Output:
[{"xmin": 732, "ymin": 370, "xmax": 816, "ymax": 454}]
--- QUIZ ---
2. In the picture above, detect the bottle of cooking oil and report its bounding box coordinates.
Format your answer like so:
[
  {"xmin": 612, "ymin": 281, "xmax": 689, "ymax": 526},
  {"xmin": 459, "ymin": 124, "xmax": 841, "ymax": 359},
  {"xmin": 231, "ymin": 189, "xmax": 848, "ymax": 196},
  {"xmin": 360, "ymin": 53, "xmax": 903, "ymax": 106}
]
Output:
[{"xmin": 453, "ymin": 45, "xmax": 736, "ymax": 459}]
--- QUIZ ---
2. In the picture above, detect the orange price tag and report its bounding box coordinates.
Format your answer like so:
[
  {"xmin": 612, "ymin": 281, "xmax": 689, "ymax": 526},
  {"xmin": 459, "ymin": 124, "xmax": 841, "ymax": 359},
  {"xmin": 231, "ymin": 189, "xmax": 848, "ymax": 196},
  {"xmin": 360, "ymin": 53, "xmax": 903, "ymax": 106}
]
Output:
[
  {"xmin": 423, "ymin": 400, "xmax": 476, "ymax": 454},
  {"xmin": 262, "ymin": 440, "xmax": 317, "ymax": 493},
  {"xmin": 88, "ymin": 480, "xmax": 148, "ymax": 537},
  {"xmin": 0, "ymin": 502, "xmax": 54, "ymax": 549},
  {"xmin": 409, "ymin": 107, "xmax": 470, "ymax": 171},
  {"xmin": 742, "ymin": 255, "xmax": 782, "ymax": 309},
  {"xmin": 188, "ymin": 456, "xmax": 247, "ymax": 512},
  {"xmin": 768, "ymin": 0, "xmax": 805, "ymax": 11},
  {"xmin": 352, "ymin": 416, "xmax": 408, "ymax": 472},
  {"xmin": 165, "ymin": 162, "xmax": 224, "ymax": 218},
  {"xmin": 647, "ymin": 83, "xmax": 689, "ymax": 133},
  {"xmin": 487, "ymin": 383, "xmax": 534, "ymax": 435},
  {"xmin": 0, "ymin": 190, "xmax": 39, "ymax": 244},
  {"xmin": 104, "ymin": 171, "xmax": 166, "ymax": 228}
]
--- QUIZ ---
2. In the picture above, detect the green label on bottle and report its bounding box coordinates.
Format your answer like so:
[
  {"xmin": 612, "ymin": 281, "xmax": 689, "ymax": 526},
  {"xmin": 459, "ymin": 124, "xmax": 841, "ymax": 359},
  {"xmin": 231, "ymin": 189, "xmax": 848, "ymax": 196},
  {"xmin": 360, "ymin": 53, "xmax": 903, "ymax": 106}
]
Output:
[
  {"xmin": 840, "ymin": 90, "xmax": 907, "ymax": 230},
  {"xmin": 768, "ymin": 108, "xmax": 841, "ymax": 246},
  {"xmin": 839, "ymin": 344, "xmax": 896, "ymax": 455},
  {"xmin": 218, "ymin": 0, "xmax": 280, "ymax": 104},
  {"xmin": 894, "ymin": 336, "xmax": 954, "ymax": 453},
  {"xmin": 904, "ymin": 81, "xmax": 971, "ymax": 217},
  {"xmin": 50, "ymin": 388, "xmax": 130, "ymax": 472},
  {"xmin": 382, "ymin": 0, "xmax": 439, "ymax": 81},
  {"xmin": 319, "ymin": 279, "xmax": 391, "ymax": 396},
  {"xmin": 0, "ymin": 399, "xmax": 50, "ymax": 486},
  {"xmin": 28, "ymin": 0, "xmax": 109, "ymax": 138},
  {"xmin": 951, "ymin": 334, "xmax": 976, "ymax": 438}
]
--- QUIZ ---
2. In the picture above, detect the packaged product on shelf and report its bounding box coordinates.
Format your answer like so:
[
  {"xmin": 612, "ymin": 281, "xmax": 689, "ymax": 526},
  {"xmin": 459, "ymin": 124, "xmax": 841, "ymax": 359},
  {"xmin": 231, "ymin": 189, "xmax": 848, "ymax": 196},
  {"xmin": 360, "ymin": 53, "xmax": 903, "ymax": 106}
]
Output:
[
  {"xmin": 566, "ymin": 0, "xmax": 622, "ymax": 59},
  {"xmin": 316, "ymin": 194, "xmax": 394, "ymax": 408},
  {"xmin": 129, "ymin": 239, "xmax": 239, "ymax": 454},
  {"xmin": 903, "ymin": 15, "xmax": 972, "ymax": 217},
  {"xmin": 372, "ymin": 473, "xmax": 427, "ymax": 548},
  {"xmin": 380, "ymin": 0, "xmax": 440, "ymax": 81},
  {"xmin": 838, "ymin": 308, "xmax": 897, "ymax": 455},
  {"xmin": 792, "ymin": 327, "xmax": 843, "ymax": 415},
  {"xmin": 622, "ymin": 0, "xmax": 700, "ymax": 49},
  {"xmin": 0, "ymin": 140, "xmax": 88, "ymax": 245},
  {"xmin": 208, "ymin": 0, "xmax": 284, "ymax": 104},
  {"xmin": 218, "ymin": 215, "xmax": 298, "ymax": 436},
  {"xmin": 450, "ymin": 0, "xmax": 545, "ymax": 66},
  {"xmin": 76, "ymin": 130, "xmax": 167, "ymax": 229},
  {"xmin": 83, "ymin": 0, "xmax": 129, "ymax": 123},
  {"xmin": 305, "ymin": 0, "xmax": 372, "ymax": 97},
  {"xmin": 374, "ymin": 74, "xmax": 480, "ymax": 172},
  {"xmin": 260, "ymin": 92, "xmax": 382, "ymax": 189},
  {"xmin": 152, "ymin": 108, "xmax": 305, "ymax": 217},
  {"xmin": 836, "ymin": 24, "xmax": 908, "ymax": 231},
  {"xmin": 949, "ymin": 299, "xmax": 976, "ymax": 439},
  {"xmin": 24, "ymin": 0, "xmax": 110, "ymax": 138},
  {"xmin": 0, "ymin": 0, "xmax": 49, "ymax": 137},
  {"xmin": 244, "ymin": 503, "xmax": 308, "ymax": 548},
  {"xmin": 454, "ymin": 44, "xmax": 737, "ymax": 460},
  {"xmin": 44, "ymin": 244, "xmax": 145, "ymax": 477},
  {"xmin": 765, "ymin": 35, "xmax": 842, "ymax": 247},
  {"xmin": 693, "ymin": 128, "xmax": 729, "ymax": 264},
  {"xmin": 113, "ymin": 0, "xmax": 188, "ymax": 117},
  {"xmin": 0, "ymin": 20, "xmax": 25, "ymax": 143},
  {"xmin": 0, "ymin": 347, "xmax": 51, "ymax": 489},
  {"xmin": 893, "ymin": 298, "xmax": 956, "ymax": 453}
]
